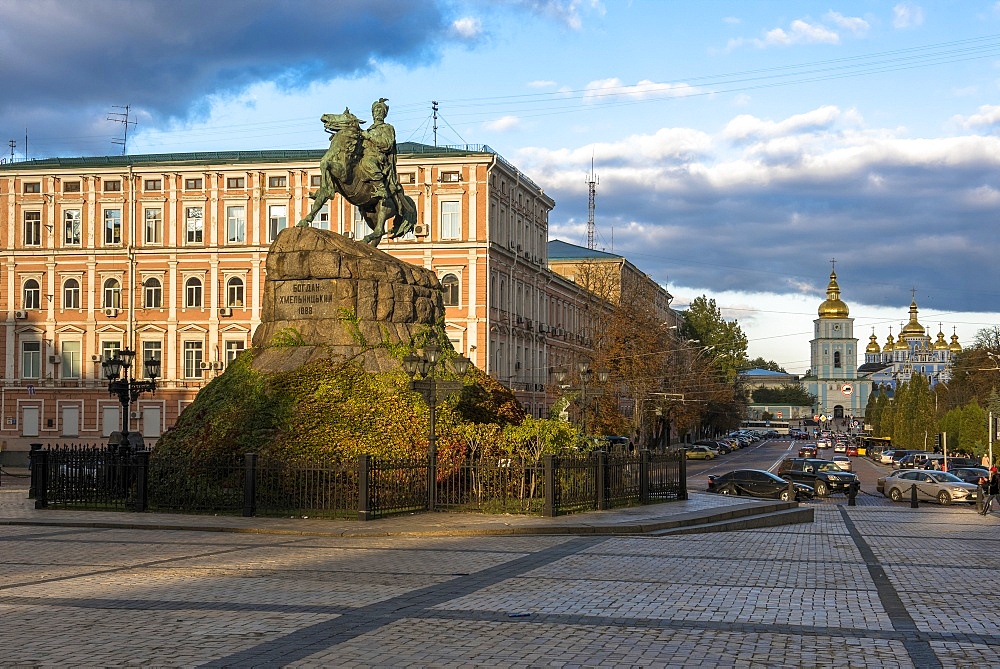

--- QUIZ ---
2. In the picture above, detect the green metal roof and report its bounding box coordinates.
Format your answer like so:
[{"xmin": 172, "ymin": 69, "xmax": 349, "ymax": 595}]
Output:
[{"xmin": 547, "ymin": 239, "xmax": 623, "ymax": 261}]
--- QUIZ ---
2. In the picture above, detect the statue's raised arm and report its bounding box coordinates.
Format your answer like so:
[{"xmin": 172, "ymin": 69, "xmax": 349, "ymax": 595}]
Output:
[{"xmin": 297, "ymin": 98, "xmax": 417, "ymax": 246}]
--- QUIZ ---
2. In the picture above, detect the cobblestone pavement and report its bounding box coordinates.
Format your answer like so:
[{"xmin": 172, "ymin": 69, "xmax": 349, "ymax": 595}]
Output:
[{"xmin": 1, "ymin": 475, "xmax": 998, "ymax": 667}]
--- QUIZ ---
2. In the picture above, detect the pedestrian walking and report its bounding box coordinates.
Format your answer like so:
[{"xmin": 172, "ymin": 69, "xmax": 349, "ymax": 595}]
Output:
[{"xmin": 980, "ymin": 466, "xmax": 1000, "ymax": 515}]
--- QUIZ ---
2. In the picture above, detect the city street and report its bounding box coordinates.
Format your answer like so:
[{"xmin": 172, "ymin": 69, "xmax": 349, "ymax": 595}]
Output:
[{"xmin": 1, "ymin": 455, "xmax": 998, "ymax": 667}]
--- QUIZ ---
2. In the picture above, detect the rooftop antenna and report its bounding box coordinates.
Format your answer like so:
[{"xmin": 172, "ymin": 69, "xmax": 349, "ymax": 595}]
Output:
[
  {"xmin": 107, "ymin": 104, "xmax": 136, "ymax": 156},
  {"xmin": 432, "ymin": 101, "xmax": 439, "ymax": 147},
  {"xmin": 24, "ymin": 128, "xmax": 27, "ymax": 160},
  {"xmin": 8, "ymin": 139, "xmax": 15, "ymax": 162},
  {"xmin": 586, "ymin": 155, "xmax": 598, "ymax": 250}
]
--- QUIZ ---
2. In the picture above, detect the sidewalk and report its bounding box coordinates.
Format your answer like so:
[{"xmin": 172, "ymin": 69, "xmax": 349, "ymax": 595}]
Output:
[{"xmin": 0, "ymin": 466, "xmax": 810, "ymax": 537}]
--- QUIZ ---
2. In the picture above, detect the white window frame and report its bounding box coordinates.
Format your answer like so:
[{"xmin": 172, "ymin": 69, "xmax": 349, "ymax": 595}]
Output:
[
  {"xmin": 144, "ymin": 207, "xmax": 162, "ymax": 245},
  {"xmin": 226, "ymin": 205, "xmax": 246, "ymax": 244},
  {"xmin": 60, "ymin": 340, "xmax": 82, "ymax": 379},
  {"xmin": 183, "ymin": 341, "xmax": 204, "ymax": 378},
  {"xmin": 268, "ymin": 205, "xmax": 287, "ymax": 241},
  {"xmin": 63, "ymin": 278, "xmax": 81, "ymax": 310},
  {"xmin": 64, "ymin": 209, "xmax": 82, "ymax": 246},
  {"xmin": 185, "ymin": 206, "xmax": 204, "ymax": 244},
  {"xmin": 104, "ymin": 209, "xmax": 122, "ymax": 245},
  {"xmin": 440, "ymin": 200, "xmax": 460, "ymax": 239},
  {"xmin": 23, "ymin": 211, "xmax": 41, "ymax": 246},
  {"xmin": 21, "ymin": 340, "xmax": 41, "ymax": 379}
]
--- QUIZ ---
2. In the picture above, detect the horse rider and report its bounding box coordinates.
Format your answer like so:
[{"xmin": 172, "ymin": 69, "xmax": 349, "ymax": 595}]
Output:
[{"xmin": 361, "ymin": 98, "xmax": 403, "ymax": 207}]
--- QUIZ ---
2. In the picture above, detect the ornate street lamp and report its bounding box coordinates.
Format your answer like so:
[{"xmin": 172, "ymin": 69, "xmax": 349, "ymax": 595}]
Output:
[
  {"xmin": 102, "ymin": 348, "xmax": 160, "ymax": 454},
  {"xmin": 403, "ymin": 341, "xmax": 470, "ymax": 511},
  {"xmin": 553, "ymin": 359, "xmax": 609, "ymax": 435}
]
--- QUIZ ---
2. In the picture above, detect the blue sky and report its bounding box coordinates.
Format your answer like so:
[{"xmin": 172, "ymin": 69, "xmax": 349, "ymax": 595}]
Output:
[{"xmin": 4, "ymin": 0, "xmax": 1000, "ymax": 373}]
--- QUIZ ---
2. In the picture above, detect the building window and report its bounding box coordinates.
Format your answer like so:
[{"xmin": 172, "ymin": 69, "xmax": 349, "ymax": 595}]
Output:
[
  {"xmin": 21, "ymin": 340, "xmax": 41, "ymax": 379},
  {"xmin": 144, "ymin": 179, "xmax": 162, "ymax": 191},
  {"xmin": 103, "ymin": 180, "xmax": 121, "ymax": 192},
  {"xmin": 23, "ymin": 211, "xmax": 41, "ymax": 246},
  {"xmin": 440, "ymin": 201, "xmax": 460, "ymax": 239},
  {"xmin": 64, "ymin": 209, "xmax": 82, "ymax": 245},
  {"xmin": 268, "ymin": 175, "xmax": 287, "ymax": 188},
  {"xmin": 441, "ymin": 273, "xmax": 459, "ymax": 306},
  {"xmin": 144, "ymin": 278, "xmax": 162, "ymax": 308},
  {"xmin": 101, "ymin": 340, "xmax": 122, "ymax": 362},
  {"xmin": 60, "ymin": 341, "xmax": 82, "ymax": 379},
  {"xmin": 185, "ymin": 206, "xmax": 203, "ymax": 244},
  {"xmin": 183, "ymin": 341, "xmax": 204, "ymax": 378},
  {"xmin": 23, "ymin": 182, "xmax": 41, "ymax": 193},
  {"xmin": 185, "ymin": 277, "xmax": 202, "ymax": 308},
  {"xmin": 184, "ymin": 177, "xmax": 203, "ymax": 190},
  {"xmin": 352, "ymin": 208, "xmax": 367, "ymax": 239},
  {"xmin": 440, "ymin": 171, "xmax": 461, "ymax": 183},
  {"xmin": 226, "ymin": 277, "xmax": 244, "ymax": 307},
  {"xmin": 310, "ymin": 174, "xmax": 322, "ymax": 187},
  {"xmin": 268, "ymin": 205, "xmax": 287, "ymax": 241},
  {"xmin": 104, "ymin": 209, "xmax": 122, "ymax": 244},
  {"xmin": 144, "ymin": 208, "xmax": 162, "ymax": 244},
  {"xmin": 226, "ymin": 176, "xmax": 245, "ymax": 189},
  {"xmin": 834, "ymin": 351, "xmax": 842, "ymax": 368},
  {"xmin": 23, "ymin": 279, "xmax": 40, "ymax": 310},
  {"xmin": 63, "ymin": 181, "xmax": 81, "ymax": 193},
  {"xmin": 315, "ymin": 203, "xmax": 330, "ymax": 230},
  {"xmin": 103, "ymin": 278, "xmax": 121, "ymax": 309},
  {"xmin": 227, "ymin": 205, "xmax": 246, "ymax": 243},
  {"xmin": 63, "ymin": 278, "xmax": 81, "ymax": 309},
  {"xmin": 142, "ymin": 341, "xmax": 162, "ymax": 369},
  {"xmin": 224, "ymin": 340, "xmax": 245, "ymax": 366},
  {"xmin": 399, "ymin": 172, "xmax": 415, "ymax": 184}
]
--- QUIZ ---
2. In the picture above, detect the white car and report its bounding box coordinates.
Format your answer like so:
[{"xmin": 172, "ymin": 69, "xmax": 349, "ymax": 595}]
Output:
[
  {"xmin": 878, "ymin": 469, "xmax": 978, "ymax": 505},
  {"xmin": 833, "ymin": 442, "xmax": 847, "ymax": 453},
  {"xmin": 832, "ymin": 455, "xmax": 852, "ymax": 471}
]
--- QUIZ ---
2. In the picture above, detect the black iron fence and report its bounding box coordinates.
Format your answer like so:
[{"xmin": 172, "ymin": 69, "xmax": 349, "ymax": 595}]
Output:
[{"xmin": 29, "ymin": 445, "xmax": 686, "ymax": 520}]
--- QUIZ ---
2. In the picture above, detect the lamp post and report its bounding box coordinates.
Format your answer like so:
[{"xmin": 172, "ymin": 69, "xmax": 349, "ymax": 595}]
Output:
[
  {"xmin": 553, "ymin": 360, "xmax": 609, "ymax": 435},
  {"xmin": 403, "ymin": 341, "xmax": 470, "ymax": 511},
  {"xmin": 102, "ymin": 348, "xmax": 160, "ymax": 454}
]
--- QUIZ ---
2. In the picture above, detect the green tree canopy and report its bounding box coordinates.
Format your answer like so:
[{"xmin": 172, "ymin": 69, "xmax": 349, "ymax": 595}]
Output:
[
  {"xmin": 743, "ymin": 357, "xmax": 786, "ymax": 373},
  {"xmin": 750, "ymin": 385, "xmax": 816, "ymax": 405},
  {"xmin": 681, "ymin": 295, "xmax": 749, "ymax": 381}
]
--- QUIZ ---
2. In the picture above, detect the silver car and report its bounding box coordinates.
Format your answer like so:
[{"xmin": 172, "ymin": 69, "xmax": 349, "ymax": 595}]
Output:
[{"xmin": 878, "ymin": 469, "xmax": 979, "ymax": 506}]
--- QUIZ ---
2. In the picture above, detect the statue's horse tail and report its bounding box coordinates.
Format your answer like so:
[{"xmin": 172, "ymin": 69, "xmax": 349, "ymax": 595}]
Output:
[{"xmin": 390, "ymin": 194, "xmax": 418, "ymax": 238}]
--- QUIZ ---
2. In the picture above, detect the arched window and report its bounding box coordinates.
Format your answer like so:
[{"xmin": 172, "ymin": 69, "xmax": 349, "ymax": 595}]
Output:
[
  {"xmin": 23, "ymin": 279, "xmax": 40, "ymax": 310},
  {"xmin": 226, "ymin": 277, "xmax": 244, "ymax": 307},
  {"xmin": 834, "ymin": 351, "xmax": 842, "ymax": 368},
  {"xmin": 185, "ymin": 277, "xmax": 202, "ymax": 308},
  {"xmin": 63, "ymin": 278, "xmax": 80, "ymax": 309},
  {"xmin": 144, "ymin": 278, "xmax": 162, "ymax": 309},
  {"xmin": 102, "ymin": 278, "xmax": 121, "ymax": 309},
  {"xmin": 441, "ymin": 274, "xmax": 459, "ymax": 306}
]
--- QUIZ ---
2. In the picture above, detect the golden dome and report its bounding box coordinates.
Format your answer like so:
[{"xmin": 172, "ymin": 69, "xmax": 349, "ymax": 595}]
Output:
[
  {"xmin": 866, "ymin": 331, "xmax": 881, "ymax": 354},
  {"xmin": 884, "ymin": 332, "xmax": 895, "ymax": 350},
  {"xmin": 818, "ymin": 270, "xmax": 850, "ymax": 319},
  {"xmin": 949, "ymin": 329, "xmax": 962, "ymax": 353},
  {"xmin": 899, "ymin": 299, "xmax": 925, "ymax": 337},
  {"xmin": 894, "ymin": 333, "xmax": 909, "ymax": 351},
  {"xmin": 934, "ymin": 326, "xmax": 949, "ymax": 350}
]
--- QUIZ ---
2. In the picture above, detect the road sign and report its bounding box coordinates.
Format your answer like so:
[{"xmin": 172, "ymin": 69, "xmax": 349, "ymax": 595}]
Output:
[
  {"xmin": 820, "ymin": 414, "xmax": 828, "ymax": 422},
  {"xmin": 776, "ymin": 411, "xmax": 783, "ymax": 418},
  {"xmin": 841, "ymin": 384, "xmax": 853, "ymax": 396}
]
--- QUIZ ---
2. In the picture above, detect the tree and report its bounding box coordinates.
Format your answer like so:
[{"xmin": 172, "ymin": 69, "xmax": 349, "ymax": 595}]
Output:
[
  {"xmin": 750, "ymin": 385, "xmax": 815, "ymax": 405},
  {"xmin": 743, "ymin": 357, "xmax": 786, "ymax": 373},
  {"xmin": 890, "ymin": 375, "xmax": 937, "ymax": 450},
  {"xmin": 681, "ymin": 295, "xmax": 749, "ymax": 381}
]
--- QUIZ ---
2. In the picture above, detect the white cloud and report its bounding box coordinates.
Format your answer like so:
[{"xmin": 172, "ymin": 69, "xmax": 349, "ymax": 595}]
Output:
[
  {"xmin": 483, "ymin": 115, "xmax": 521, "ymax": 131},
  {"xmin": 893, "ymin": 3, "xmax": 924, "ymax": 29},
  {"xmin": 583, "ymin": 77, "xmax": 700, "ymax": 101},
  {"xmin": 723, "ymin": 106, "xmax": 848, "ymax": 141},
  {"xmin": 953, "ymin": 104, "xmax": 1000, "ymax": 129},
  {"xmin": 824, "ymin": 11, "xmax": 870, "ymax": 36},
  {"xmin": 723, "ymin": 16, "xmax": 741, "ymax": 25},
  {"xmin": 451, "ymin": 16, "xmax": 481, "ymax": 38},
  {"xmin": 757, "ymin": 20, "xmax": 840, "ymax": 47},
  {"xmin": 527, "ymin": 79, "xmax": 558, "ymax": 88}
]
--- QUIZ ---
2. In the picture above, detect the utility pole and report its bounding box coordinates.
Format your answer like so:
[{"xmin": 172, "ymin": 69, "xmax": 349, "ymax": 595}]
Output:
[
  {"xmin": 7, "ymin": 139, "xmax": 15, "ymax": 162},
  {"xmin": 586, "ymin": 156, "xmax": 598, "ymax": 250},
  {"xmin": 432, "ymin": 101, "xmax": 439, "ymax": 147},
  {"xmin": 108, "ymin": 105, "xmax": 136, "ymax": 156}
]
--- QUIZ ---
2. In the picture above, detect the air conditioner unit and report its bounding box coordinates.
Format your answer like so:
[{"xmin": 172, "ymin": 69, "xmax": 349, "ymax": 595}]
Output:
[
  {"xmin": 129, "ymin": 411, "xmax": 141, "ymax": 420},
  {"xmin": 212, "ymin": 361, "xmax": 224, "ymax": 370},
  {"xmin": 538, "ymin": 324, "xmax": 548, "ymax": 333},
  {"xmin": 49, "ymin": 355, "xmax": 61, "ymax": 364},
  {"xmin": 14, "ymin": 310, "xmax": 27, "ymax": 319},
  {"xmin": 218, "ymin": 307, "xmax": 233, "ymax": 317},
  {"xmin": 91, "ymin": 354, "xmax": 103, "ymax": 362},
  {"xmin": 104, "ymin": 307, "xmax": 119, "ymax": 318},
  {"xmin": 413, "ymin": 223, "xmax": 428, "ymax": 237},
  {"xmin": 199, "ymin": 361, "xmax": 211, "ymax": 370}
]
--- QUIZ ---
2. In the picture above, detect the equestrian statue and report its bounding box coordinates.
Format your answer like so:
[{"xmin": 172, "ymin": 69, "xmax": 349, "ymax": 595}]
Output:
[{"xmin": 297, "ymin": 98, "xmax": 417, "ymax": 246}]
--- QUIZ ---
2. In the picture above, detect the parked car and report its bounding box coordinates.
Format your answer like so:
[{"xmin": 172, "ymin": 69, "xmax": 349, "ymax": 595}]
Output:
[
  {"xmin": 878, "ymin": 469, "xmax": 979, "ymax": 505},
  {"xmin": 707, "ymin": 469, "xmax": 814, "ymax": 501},
  {"xmin": 798, "ymin": 443, "xmax": 818, "ymax": 458},
  {"xmin": 949, "ymin": 467, "xmax": 989, "ymax": 485},
  {"xmin": 776, "ymin": 458, "xmax": 860, "ymax": 497},
  {"xmin": 846, "ymin": 445, "xmax": 859, "ymax": 457},
  {"xmin": 879, "ymin": 450, "xmax": 898, "ymax": 465},
  {"xmin": 896, "ymin": 452, "xmax": 935, "ymax": 470},
  {"xmin": 831, "ymin": 455, "xmax": 853, "ymax": 472},
  {"xmin": 685, "ymin": 445, "xmax": 716, "ymax": 460}
]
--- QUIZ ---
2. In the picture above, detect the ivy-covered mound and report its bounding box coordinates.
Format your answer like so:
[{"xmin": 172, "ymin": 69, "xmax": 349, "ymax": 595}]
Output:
[{"xmin": 153, "ymin": 344, "xmax": 525, "ymax": 466}]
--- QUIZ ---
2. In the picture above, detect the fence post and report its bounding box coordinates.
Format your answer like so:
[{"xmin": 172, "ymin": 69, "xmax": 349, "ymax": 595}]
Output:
[
  {"xmin": 910, "ymin": 482, "xmax": 919, "ymax": 508},
  {"xmin": 243, "ymin": 453, "xmax": 257, "ymax": 517},
  {"xmin": 34, "ymin": 449, "xmax": 48, "ymax": 509},
  {"xmin": 678, "ymin": 448, "xmax": 688, "ymax": 500},
  {"xmin": 595, "ymin": 450, "xmax": 607, "ymax": 510},
  {"xmin": 357, "ymin": 454, "xmax": 372, "ymax": 521},
  {"xmin": 28, "ymin": 443, "xmax": 43, "ymax": 499},
  {"xmin": 640, "ymin": 450, "xmax": 650, "ymax": 505},
  {"xmin": 132, "ymin": 450, "xmax": 149, "ymax": 512},
  {"xmin": 543, "ymin": 454, "xmax": 556, "ymax": 517}
]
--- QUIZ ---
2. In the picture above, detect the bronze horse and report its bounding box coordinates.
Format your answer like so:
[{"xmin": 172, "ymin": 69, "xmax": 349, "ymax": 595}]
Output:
[{"xmin": 297, "ymin": 109, "xmax": 416, "ymax": 246}]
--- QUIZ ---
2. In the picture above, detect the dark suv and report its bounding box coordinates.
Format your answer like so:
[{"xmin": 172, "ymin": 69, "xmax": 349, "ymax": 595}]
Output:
[
  {"xmin": 777, "ymin": 458, "xmax": 860, "ymax": 497},
  {"xmin": 798, "ymin": 443, "xmax": 818, "ymax": 458}
]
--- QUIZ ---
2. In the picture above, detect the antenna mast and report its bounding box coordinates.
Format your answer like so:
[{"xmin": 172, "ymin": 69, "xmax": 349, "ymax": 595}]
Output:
[
  {"xmin": 8, "ymin": 139, "xmax": 15, "ymax": 162},
  {"xmin": 432, "ymin": 101, "xmax": 439, "ymax": 147},
  {"xmin": 586, "ymin": 156, "xmax": 599, "ymax": 250},
  {"xmin": 107, "ymin": 105, "xmax": 136, "ymax": 156}
]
